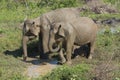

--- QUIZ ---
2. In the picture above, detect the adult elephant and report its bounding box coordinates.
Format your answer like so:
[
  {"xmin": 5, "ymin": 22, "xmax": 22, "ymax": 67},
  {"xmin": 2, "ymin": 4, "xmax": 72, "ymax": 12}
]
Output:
[
  {"xmin": 49, "ymin": 17, "xmax": 98, "ymax": 64},
  {"xmin": 22, "ymin": 8, "xmax": 81, "ymax": 61}
]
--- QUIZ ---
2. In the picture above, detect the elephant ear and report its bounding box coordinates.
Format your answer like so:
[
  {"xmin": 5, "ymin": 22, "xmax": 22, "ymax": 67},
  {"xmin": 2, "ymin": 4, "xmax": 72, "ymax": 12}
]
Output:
[
  {"xmin": 23, "ymin": 19, "xmax": 33, "ymax": 33},
  {"xmin": 58, "ymin": 24, "xmax": 65, "ymax": 37}
]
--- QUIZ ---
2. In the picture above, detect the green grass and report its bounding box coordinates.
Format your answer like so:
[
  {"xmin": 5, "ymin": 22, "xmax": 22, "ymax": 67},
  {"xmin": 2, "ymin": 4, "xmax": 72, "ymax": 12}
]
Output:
[
  {"xmin": 0, "ymin": 22, "xmax": 28, "ymax": 80},
  {"xmin": 0, "ymin": 23, "xmax": 22, "ymax": 52},
  {"xmin": 0, "ymin": 53, "xmax": 27, "ymax": 80},
  {"xmin": 0, "ymin": 0, "xmax": 120, "ymax": 80},
  {"xmin": 80, "ymin": 9, "xmax": 120, "ymax": 20},
  {"xmin": 42, "ymin": 64, "xmax": 91, "ymax": 80}
]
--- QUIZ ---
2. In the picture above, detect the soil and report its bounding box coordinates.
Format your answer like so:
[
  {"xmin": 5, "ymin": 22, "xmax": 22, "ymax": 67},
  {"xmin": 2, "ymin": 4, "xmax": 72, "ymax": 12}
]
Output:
[
  {"xmin": 23, "ymin": 45, "xmax": 87, "ymax": 78},
  {"xmin": 24, "ymin": 54, "xmax": 88, "ymax": 79},
  {"xmin": 24, "ymin": 57, "xmax": 58, "ymax": 78},
  {"xmin": 23, "ymin": 51, "xmax": 120, "ymax": 80}
]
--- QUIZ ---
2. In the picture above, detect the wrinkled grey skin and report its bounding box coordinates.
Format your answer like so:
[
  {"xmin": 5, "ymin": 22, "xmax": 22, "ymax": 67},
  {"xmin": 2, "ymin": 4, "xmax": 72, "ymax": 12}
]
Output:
[
  {"xmin": 49, "ymin": 17, "xmax": 98, "ymax": 64},
  {"xmin": 22, "ymin": 8, "xmax": 81, "ymax": 61}
]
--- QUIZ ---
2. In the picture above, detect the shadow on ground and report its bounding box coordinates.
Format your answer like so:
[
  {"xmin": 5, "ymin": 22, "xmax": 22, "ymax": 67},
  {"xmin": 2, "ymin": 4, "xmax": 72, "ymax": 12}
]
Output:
[
  {"xmin": 3, "ymin": 41, "xmax": 40, "ymax": 59},
  {"xmin": 3, "ymin": 40, "xmax": 90, "ymax": 65},
  {"xmin": 72, "ymin": 45, "xmax": 89, "ymax": 59}
]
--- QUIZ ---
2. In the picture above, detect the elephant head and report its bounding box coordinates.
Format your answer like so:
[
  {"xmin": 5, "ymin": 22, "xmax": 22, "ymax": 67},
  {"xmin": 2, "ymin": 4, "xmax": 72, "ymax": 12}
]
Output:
[
  {"xmin": 49, "ymin": 23, "xmax": 65, "ymax": 53},
  {"xmin": 22, "ymin": 18, "xmax": 40, "ymax": 61}
]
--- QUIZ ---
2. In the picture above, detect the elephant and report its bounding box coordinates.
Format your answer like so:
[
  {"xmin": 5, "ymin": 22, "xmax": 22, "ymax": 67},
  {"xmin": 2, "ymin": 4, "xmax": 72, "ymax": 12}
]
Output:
[
  {"xmin": 22, "ymin": 17, "xmax": 41, "ymax": 61},
  {"xmin": 49, "ymin": 17, "xmax": 98, "ymax": 64},
  {"xmin": 22, "ymin": 8, "xmax": 81, "ymax": 61}
]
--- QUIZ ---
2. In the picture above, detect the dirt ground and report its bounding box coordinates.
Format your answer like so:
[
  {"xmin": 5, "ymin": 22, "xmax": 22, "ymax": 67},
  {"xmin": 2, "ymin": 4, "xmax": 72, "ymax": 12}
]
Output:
[
  {"xmin": 23, "ymin": 45, "xmax": 88, "ymax": 78},
  {"xmin": 23, "ymin": 44, "xmax": 120, "ymax": 79},
  {"xmin": 23, "ymin": 57, "xmax": 58, "ymax": 78},
  {"xmin": 23, "ymin": 56, "xmax": 87, "ymax": 78}
]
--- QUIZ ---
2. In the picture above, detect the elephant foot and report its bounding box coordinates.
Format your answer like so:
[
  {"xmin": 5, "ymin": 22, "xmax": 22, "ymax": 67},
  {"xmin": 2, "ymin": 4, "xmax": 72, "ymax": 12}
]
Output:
[
  {"xmin": 88, "ymin": 55, "xmax": 92, "ymax": 59},
  {"xmin": 65, "ymin": 61, "xmax": 72, "ymax": 65},
  {"xmin": 57, "ymin": 59, "xmax": 66, "ymax": 65},
  {"xmin": 62, "ymin": 58, "xmax": 66, "ymax": 63},
  {"xmin": 23, "ymin": 57, "xmax": 27, "ymax": 61}
]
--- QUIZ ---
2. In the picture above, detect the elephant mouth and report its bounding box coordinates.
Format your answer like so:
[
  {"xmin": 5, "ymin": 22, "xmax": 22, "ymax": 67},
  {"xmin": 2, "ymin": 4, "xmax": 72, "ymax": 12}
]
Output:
[
  {"xmin": 28, "ymin": 36, "xmax": 36, "ymax": 40},
  {"xmin": 25, "ymin": 32, "xmax": 37, "ymax": 40},
  {"xmin": 26, "ymin": 31, "xmax": 37, "ymax": 37},
  {"xmin": 32, "ymin": 34, "xmax": 37, "ymax": 37}
]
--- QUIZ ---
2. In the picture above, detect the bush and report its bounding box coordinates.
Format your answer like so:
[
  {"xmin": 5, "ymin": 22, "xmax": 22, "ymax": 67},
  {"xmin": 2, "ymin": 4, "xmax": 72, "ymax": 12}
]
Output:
[
  {"xmin": 37, "ymin": 0, "xmax": 79, "ymax": 9},
  {"xmin": 42, "ymin": 64, "xmax": 91, "ymax": 80}
]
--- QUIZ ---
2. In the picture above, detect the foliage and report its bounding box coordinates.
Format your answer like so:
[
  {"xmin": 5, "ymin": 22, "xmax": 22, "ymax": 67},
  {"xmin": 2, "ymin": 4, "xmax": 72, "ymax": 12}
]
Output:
[
  {"xmin": 0, "ymin": 23, "xmax": 22, "ymax": 52},
  {"xmin": 103, "ymin": 0, "xmax": 120, "ymax": 11},
  {"xmin": 103, "ymin": 0, "xmax": 119, "ymax": 4},
  {"xmin": 80, "ymin": 8, "xmax": 120, "ymax": 20},
  {"xmin": 0, "ymin": 0, "xmax": 50, "ymax": 22},
  {"xmin": 96, "ymin": 27, "xmax": 120, "ymax": 51},
  {"xmin": 42, "ymin": 64, "xmax": 91, "ymax": 80},
  {"xmin": 0, "ymin": 0, "xmax": 120, "ymax": 80},
  {"xmin": 0, "ymin": 54, "xmax": 27, "ymax": 80},
  {"xmin": 38, "ymin": 0, "xmax": 83, "ymax": 10}
]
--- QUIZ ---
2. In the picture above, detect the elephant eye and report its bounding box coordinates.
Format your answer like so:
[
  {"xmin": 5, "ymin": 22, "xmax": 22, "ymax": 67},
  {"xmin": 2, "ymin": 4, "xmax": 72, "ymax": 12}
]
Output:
[{"xmin": 32, "ymin": 21, "xmax": 35, "ymax": 25}]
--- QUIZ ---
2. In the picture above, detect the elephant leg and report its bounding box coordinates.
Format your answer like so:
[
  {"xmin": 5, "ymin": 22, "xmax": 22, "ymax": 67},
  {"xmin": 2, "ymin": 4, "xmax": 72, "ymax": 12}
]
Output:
[
  {"xmin": 38, "ymin": 39, "xmax": 44, "ymax": 59},
  {"xmin": 58, "ymin": 49, "xmax": 66, "ymax": 64},
  {"xmin": 22, "ymin": 36, "xmax": 29, "ymax": 61},
  {"xmin": 66, "ymin": 39, "xmax": 74, "ymax": 65},
  {"xmin": 42, "ymin": 29, "xmax": 50, "ymax": 59},
  {"xmin": 88, "ymin": 42, "xmax": 95, "ymax": 59},
  {"xmin": 38, "ymin": 33, "xmax": 48, "ymax": 59}
]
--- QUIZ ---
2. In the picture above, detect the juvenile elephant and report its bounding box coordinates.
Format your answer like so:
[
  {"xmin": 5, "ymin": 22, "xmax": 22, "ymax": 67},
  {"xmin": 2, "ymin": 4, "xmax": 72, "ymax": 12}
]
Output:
[
  {"xmin": 49, "ymin": 17, "xmax": 98, "ymax": 64},
  {"xmin": 22, "ymin": 8, "xmax": 81, "ymax": 61},
  {"xmin": 22, "ymin": 17, "xmax": 41, "ymax": 61}
]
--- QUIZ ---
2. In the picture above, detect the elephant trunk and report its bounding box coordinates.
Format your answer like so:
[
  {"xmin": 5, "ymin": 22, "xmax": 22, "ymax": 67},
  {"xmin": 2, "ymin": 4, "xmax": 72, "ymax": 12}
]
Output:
[
  {"xmin": 22, "ymin": 36, "xmax": 29, "ymax": 61},
  {"xmin": 49, "ymin": 31, "xmax": 60, "ymax": 52}
]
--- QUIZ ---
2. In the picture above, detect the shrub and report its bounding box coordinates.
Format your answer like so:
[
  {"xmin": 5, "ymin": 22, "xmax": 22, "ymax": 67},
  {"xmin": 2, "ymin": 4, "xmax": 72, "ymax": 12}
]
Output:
[
  {"xmin": 42, "ymin": 64, "xmax": 91, "ymax": 80},
  {"xmin": 37, "ymin": 0, "xmax": 80, "ymax": 9}
]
